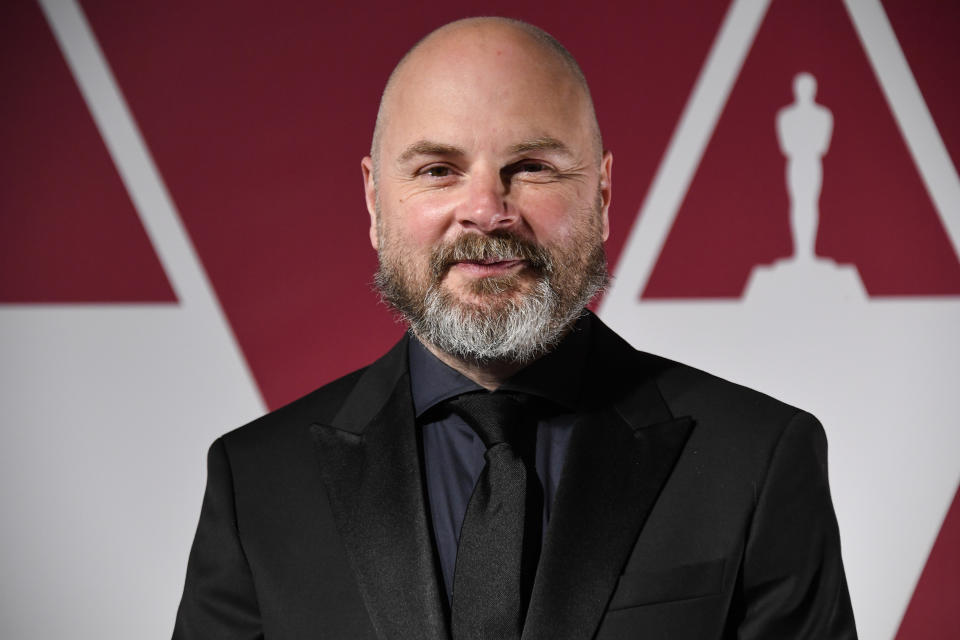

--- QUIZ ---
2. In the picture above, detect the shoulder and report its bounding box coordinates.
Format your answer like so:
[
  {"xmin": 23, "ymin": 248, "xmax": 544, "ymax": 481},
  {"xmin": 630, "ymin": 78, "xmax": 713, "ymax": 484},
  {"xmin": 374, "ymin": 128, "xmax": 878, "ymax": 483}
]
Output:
[
  {"xmin": 651, "ymin": 353, "xmax": 802, "ymax": 426},
  {"xmin": 592, "ymin": 316, "xmax": 818, "ymax": 451},
  {"xmin": 593, "ymin": 315, "xmax": 802, "ymax": 421},
  {"xmin": 212, "ymin": 332, "xmax": 409, "ymax": 460},
  {"xmin": 640, "ymin": 351, "xmax": 827, "ymax": 475},
  {"xmin": 205, "ymin": 334, "xmax": 410, "ymax": 492},
  {"xmin": 599, "ymin": 338, "xmax": 833, "ymax": 520},
  {"xmin": 218, "ymin": 365, "xmax": 369, "ymax": 458}
]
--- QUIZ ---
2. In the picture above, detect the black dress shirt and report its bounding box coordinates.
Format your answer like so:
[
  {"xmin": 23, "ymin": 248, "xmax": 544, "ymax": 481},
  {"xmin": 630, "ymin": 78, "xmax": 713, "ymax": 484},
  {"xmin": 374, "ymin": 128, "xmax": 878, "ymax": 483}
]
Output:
[{"xmin": 408, "ymin": 314, "xmax": 594, "ymax": 601}]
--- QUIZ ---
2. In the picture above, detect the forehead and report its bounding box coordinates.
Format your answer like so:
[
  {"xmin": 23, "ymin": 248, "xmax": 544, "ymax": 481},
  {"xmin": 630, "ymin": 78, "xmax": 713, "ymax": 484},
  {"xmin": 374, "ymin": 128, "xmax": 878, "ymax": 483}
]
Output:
[{"xmin": 381, "ymin": 28, "xmax": 592, "ymax": 157}]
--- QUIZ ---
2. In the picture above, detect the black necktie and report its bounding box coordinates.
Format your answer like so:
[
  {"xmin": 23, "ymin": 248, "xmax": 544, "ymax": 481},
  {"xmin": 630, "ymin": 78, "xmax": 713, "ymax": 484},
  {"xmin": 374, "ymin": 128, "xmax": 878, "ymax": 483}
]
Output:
[{"xmin": 446, "ymin": 391, "xmax": 542, "ymax": 640}]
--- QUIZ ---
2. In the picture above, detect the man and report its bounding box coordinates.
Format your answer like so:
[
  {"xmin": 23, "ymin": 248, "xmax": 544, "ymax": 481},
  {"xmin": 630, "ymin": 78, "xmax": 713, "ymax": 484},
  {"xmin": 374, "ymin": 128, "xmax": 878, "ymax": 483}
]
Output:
[{"xmin": 174, "ymin": 17, "xmax": 856, "ymax": 639}]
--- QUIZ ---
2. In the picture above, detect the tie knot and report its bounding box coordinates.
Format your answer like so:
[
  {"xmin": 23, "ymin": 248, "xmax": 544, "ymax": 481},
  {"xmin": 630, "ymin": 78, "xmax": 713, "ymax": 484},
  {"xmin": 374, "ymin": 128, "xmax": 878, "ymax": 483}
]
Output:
[{"xmin": 444, "ymin": 391, "xmax": 532, "ymax": 449}]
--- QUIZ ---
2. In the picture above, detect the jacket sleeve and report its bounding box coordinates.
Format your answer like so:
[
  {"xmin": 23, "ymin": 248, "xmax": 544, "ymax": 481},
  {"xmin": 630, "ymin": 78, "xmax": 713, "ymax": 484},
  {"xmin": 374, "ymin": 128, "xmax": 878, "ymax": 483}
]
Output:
[
  {"xmin": 736, "ymin": 411, "xmax": 858, "ymax": 639},
  {"xmin": 173, "ymin": 437, "xmax": 263, "ymax": 639}
]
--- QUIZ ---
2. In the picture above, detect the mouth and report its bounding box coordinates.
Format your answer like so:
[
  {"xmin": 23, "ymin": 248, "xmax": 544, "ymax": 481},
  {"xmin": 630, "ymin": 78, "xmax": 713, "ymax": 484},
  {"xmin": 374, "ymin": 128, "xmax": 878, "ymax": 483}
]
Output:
[
  {"xmin": 429, "ymin": 231, "xmax": 552, "ymax": 283},
  {"xmin": 450, "ymin": 258, "xmax": 527, "ymax": 276}
]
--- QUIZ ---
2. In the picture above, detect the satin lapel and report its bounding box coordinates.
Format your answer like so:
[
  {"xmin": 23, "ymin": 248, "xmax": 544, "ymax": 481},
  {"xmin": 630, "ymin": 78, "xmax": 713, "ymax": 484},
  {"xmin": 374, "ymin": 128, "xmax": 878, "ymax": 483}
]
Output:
[
  {"xmin": 523, "ymin": 318, "xmax": 695, "ymax": 640},
  {"xmin": 310, "ymin": 338, "xmax": 449, "ymax": 640}
]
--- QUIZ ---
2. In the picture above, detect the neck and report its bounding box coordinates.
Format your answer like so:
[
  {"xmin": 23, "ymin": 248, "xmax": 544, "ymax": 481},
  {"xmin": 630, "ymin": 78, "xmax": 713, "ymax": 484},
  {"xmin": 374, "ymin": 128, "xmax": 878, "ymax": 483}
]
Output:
[{"xmin": 418, "ymin": 340, "xmax": 526, "ymax": 391}]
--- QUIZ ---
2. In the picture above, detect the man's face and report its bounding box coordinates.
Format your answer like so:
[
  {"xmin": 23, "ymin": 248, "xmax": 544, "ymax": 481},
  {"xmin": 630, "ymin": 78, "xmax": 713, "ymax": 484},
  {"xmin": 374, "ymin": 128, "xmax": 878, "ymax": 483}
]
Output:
[{"xmin": 362, "ymin": 26, "xmax": 612, "ymax": 361}]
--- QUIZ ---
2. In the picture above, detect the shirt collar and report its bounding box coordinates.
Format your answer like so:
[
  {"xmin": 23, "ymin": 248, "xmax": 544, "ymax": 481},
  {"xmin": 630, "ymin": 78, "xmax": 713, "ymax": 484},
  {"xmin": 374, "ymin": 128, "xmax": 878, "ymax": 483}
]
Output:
[{"xmin": 407, "ymin": 312, "xmax": 593, "ymax": 417}]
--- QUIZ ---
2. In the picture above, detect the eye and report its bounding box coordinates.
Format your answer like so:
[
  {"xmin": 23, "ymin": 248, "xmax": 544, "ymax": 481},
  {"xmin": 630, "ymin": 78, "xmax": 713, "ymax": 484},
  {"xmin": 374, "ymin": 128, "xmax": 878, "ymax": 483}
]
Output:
[
  {"xmin": 503, "ymin": 160, "xmax": 555, "ymax": 181},
  {"xmin": 517, "ymin": 161, "xmax": 548, "ymax": 173},
  {"xmin": 420, "ymin": 165, "xmax": 453, "ymax": 178}
]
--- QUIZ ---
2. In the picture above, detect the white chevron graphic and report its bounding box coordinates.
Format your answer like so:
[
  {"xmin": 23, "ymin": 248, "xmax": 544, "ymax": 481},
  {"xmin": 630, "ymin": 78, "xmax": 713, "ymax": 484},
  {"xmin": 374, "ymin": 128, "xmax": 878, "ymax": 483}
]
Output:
[{"xmin": 0, "ymin": 1, "xmax": 264, "ymax": 637}]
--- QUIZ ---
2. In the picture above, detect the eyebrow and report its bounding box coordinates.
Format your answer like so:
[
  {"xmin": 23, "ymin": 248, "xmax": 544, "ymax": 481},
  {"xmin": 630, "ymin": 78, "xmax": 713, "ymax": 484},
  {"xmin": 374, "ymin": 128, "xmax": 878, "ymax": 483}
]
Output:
[
  {"xmin": 397, "ymin": 140, "xmax": 465, "ymax": 164},
  {"xmin": 396, "ymin": 137, "xmax": 575, "ymax": 165},
  {"xmin": 508, "ymin": 136, "xmax": 573, "ymax": 157}
]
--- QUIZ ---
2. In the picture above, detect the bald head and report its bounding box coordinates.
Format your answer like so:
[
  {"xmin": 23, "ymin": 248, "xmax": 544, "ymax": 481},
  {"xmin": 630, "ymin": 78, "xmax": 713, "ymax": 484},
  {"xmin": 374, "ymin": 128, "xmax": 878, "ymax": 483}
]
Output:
[
  {"xmin": 360, "ymin": 17, "xmax": 613, "ymax": 368},
  {"xmin": 370, "ymin": 17, "xmax": 602, "ymax": 178}
]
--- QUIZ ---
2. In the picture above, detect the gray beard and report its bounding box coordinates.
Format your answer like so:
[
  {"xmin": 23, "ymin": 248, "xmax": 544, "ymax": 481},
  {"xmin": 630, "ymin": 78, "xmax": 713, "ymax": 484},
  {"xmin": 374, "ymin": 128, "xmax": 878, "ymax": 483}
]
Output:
[
  {"xmin": 374, "ymin": 232, "xmax": 608, "ymax": 365},
  {"xmin": 415, "ymin": 275, "xmax": 583, "ymax": 364}
]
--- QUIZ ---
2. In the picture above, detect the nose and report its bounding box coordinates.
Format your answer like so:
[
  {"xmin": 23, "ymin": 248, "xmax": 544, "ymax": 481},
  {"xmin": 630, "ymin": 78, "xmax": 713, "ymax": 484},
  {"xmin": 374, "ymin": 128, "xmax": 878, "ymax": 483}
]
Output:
[{"xmin": 455, "ymin": 165, "xmax": 517, "ymax": 232}]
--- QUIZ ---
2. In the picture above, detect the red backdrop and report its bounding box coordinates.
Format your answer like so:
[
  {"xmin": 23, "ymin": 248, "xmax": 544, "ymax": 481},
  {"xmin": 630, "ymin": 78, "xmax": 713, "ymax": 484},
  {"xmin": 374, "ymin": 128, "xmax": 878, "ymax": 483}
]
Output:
[{"xmin": 1, "ymin": 1, "xmax": 957, "ymax": 637}]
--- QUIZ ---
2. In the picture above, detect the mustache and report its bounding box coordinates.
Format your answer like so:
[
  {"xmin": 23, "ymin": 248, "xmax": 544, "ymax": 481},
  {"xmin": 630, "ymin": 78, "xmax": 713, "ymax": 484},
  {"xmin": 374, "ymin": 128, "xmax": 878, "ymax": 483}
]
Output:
[{"xmin": 429, "ymin": 231, "xmax": 553, "ymax": 280}]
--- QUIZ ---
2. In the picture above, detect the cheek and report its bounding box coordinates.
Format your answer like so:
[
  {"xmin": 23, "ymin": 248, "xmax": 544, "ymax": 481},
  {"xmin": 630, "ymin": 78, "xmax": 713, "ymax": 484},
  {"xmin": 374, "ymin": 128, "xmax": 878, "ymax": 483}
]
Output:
[
  {"xmin": 516, "ymin": 190, "xmax": 590, "ymax": 244},
  {"xmin": 386, "ymin": 199, "xmax": 454, "ymax": 248}
]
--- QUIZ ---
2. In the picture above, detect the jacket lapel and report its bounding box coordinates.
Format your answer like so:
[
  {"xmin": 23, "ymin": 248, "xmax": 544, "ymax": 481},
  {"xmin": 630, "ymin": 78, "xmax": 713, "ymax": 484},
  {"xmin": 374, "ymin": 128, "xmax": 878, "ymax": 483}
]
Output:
[
  {"xmin": 310, "ymin": 337, "xmax": 449, "ymax": 640},
  {"xmin": 522, "ymin": 319, "xmax": 695, "ymax": 640}
]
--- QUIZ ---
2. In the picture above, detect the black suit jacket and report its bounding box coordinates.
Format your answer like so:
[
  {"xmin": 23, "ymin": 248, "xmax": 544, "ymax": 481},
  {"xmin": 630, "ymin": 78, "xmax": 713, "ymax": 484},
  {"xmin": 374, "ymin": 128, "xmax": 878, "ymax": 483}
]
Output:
[{"xmin": 174, "ymin": 316, "xmax": 856, "ymax": 639}]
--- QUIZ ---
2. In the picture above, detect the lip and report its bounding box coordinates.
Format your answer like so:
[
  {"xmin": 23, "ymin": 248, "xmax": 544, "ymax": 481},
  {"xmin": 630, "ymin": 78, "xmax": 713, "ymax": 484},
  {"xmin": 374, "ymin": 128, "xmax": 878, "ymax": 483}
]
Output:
[{"xmin": 451, "ymin": 259, "xmax": 526, "ymax": 276}]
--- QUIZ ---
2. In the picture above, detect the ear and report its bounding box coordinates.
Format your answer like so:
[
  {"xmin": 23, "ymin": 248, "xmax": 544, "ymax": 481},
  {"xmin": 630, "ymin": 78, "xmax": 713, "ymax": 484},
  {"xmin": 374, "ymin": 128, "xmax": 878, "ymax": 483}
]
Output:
[
  {"xmin": 361, "ymin": 156, "xmax": 379, "ymax": 250},
  {"xmin": 599, "ymin": 151, "xmax": 613, "ymax": 241}
]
